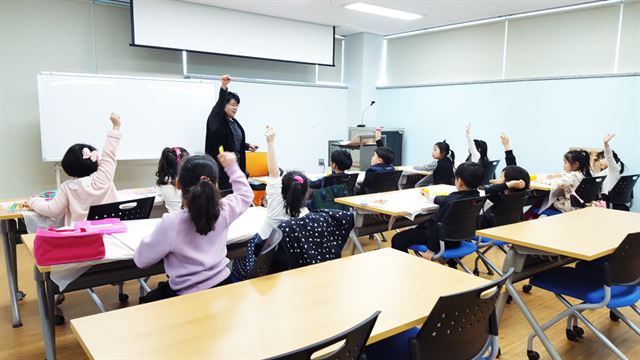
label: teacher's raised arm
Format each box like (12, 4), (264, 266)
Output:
(204, 75), (258, 190)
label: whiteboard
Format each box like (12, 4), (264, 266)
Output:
(37, 73), (348, 171)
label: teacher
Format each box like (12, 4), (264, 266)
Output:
(205, 75), (258, 190)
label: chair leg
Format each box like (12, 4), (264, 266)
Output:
(372, 234), (382, 249)
(138, 278), (151, 296)
(611, 308), (640, 335)
(631, 304), (640, 317)
(455, 258), (473, 274)
(86, 288), (106, 313)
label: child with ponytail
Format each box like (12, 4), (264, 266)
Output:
(155, 146), (189, 212)
(545, 149), (592, 212)
(134, 152), (253, 302)
(258, 125), (310, 240)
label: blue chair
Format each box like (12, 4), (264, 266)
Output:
(409, 196), (488, 274)
(366, 268), (514, 360)
(526, 232), (640, 360)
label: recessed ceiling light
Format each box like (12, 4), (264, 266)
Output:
(344, 2), (423, 21)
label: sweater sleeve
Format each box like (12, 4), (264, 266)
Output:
(207, 87), (228, 134)
(134, 215), (173, 268)
(505, 150), (517, 166)
(27, 188), (69, 218)
(219, 163), (253, 226)
(92, 130), (121, 188)
(466, 132), (480, 163)
(603, 143), (621, 178)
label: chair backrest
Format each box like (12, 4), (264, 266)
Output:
(604, 232), (640, 286)
(248, 245), (277, 279)
(87, 197), (155, 221)
(312, 185), (351, 211)
(409, 268), (513, 360)
(440, 196), (488, 242)
(570, 176), (606, 207)
(401, 174), (426, 189)
(246, 151), (269, 177)
(487, 190), (530, 227)
(607, 174), (639, 205)
(323, 173), (359, 195)
(364, 170), (403, 194)
(481, 160), (500, 185)
(267, 311), (380, 360)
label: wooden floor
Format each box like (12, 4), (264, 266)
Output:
(1, 233), (638, 360)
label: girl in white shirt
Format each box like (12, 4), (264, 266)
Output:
(594, 133), (624, 194)
(155, 147), (190, 213)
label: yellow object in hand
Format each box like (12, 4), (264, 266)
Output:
(219, 145), (224, 153)
(421, 188), (429, 193)
(530, 175), (538, 181)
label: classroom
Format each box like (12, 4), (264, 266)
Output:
(1, 0), (639, 359)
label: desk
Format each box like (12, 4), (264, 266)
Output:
(20, 206), (266, 360)
(476, 208), (640, 359)
(0, 188), (163, 327)
(70, 248), (489, 359)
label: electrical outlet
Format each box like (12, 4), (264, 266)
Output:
(318, 158), (325, 167)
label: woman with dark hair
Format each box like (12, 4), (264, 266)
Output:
(205, 74), (258, 190)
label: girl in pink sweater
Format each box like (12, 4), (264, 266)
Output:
(135, 152), (253, 302)
(28, 113), (122, 225)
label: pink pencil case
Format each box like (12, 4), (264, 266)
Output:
(73, 218), (127, 235)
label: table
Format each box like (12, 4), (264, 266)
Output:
(20, 206), (267, 360)
(70, 248), (490, 359)
(475, 207), (640, 359)
(0, 187), (162, 327)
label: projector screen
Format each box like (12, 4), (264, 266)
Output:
(130, 0), (335, 66)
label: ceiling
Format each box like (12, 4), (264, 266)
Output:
(176, 0), (597, 36)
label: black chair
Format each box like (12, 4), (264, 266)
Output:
(362, 170), (403, 194)
(366, 269), (513, 360)
(87, 197), (155, 221)
(86, 197), (155, 306)
(409, 196), (488, 274)
(312, 173), (360, 211)
(474, 190), (530, 276)
(481, 160), (500, 186)
(569, 176), (606, 208)
(248, 245), (277, 279)
(323, 173), (359, 195)
(267, 311), (380, 360)
(606, 174), (639, 210)
(401, 173), (426, 189)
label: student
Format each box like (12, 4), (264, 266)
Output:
(134, 152), (253, 302)
(309, 149), (353, 189)
(594, 133), (624, 194)
(155, 147), (190, 213)
(415, 140), (456, 187)
(500, 133), (517, 166)
(543, 150), (592, 213)
(479, 165), (530, 228)
(258, 125), (310, 241)
(465, 123), (490, 170)
(28, 113), (122, 225)
(392, 162), (483, 258)
(357, 128), (395, 195)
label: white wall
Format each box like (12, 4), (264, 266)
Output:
(376, 75), (640, 210)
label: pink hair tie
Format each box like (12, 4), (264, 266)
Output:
(293, 175), (304, 184)
(82, 148), (99, 162)
(200, 175), (211, 182)
(173, 147), (182, 165)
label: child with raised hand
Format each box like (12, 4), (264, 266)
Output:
(155, 147), (190, 212)
(257, 125), (310, 241)
(500, 133), (517, 166)
(28, 113), (122, 225)
(465, 123), (490, 170)
(135, 151), (253, 302)
(595, 133), (624, 194)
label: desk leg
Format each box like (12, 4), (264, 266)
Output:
(35, 267), (56, 360)
(349, 230), (364, 254)
(1, 219), (23, 327)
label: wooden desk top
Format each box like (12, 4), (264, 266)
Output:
(476, 207), (640, 261)
(395, 166), (431, 176)
(71, 248), (489, 359)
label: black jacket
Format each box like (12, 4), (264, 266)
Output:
(432, 157), (455, 185)
(205, 87), (249, 189)
(432, 189), (480, 223)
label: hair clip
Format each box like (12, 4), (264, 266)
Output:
(82, 148), (99, 162)
(293, 175), (304, 184)
(200, 175), (211, 182)
(173, 147), (182, 164)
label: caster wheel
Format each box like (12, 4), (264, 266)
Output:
(54, 315), (65, 325)
(610, 310), (620, 322)
(522, 284), (533, 293)
(565, 329), (579, 341)
(506, 295), (513, 304)
(119, 293), (129, 303)
(527, 350), (540, 360)
(16, 290), (26, 301)
(497, 347), (501, 358)
(473, 269), (480, 276)
(572, 325), (585, 337)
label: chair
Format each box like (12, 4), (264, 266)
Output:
(323, 173), (359, 195)
(366, 269), (514, 360)
(526, 232), (640, 360)
(247, 244), (277, 279)
(312, 173), (359, 210)
(481, 160), (500, 186)
(86, 197), (155, 308)
(569, 175), (606, 208)
(362, 170), (403, 194)
(409, 196), (488, 274)
(473, 190), (530, 276)
(401, 173), (426, 189)
(606, 174), (638, 210)
(267, 311), (380, 360)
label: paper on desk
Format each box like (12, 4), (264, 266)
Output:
(360, 190), (438, 221)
